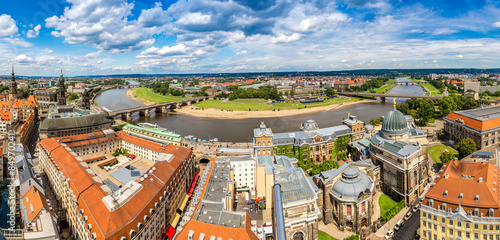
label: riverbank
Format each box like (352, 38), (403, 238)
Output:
(170, 99), (376, 119)
(125, 88), (154, 105)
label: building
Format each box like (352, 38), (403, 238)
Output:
(369, 107), (430, 205)
(174, 159), (259, 240)
(122, 123), (182, 146)
(311, 161), (379, 235)
(38, 130), (195, 240)
(254, 120), (353, 166)
(342, 114), (365, 141)
(444, 105), (500, 149)
(0, 95), (37, 149)
(420, 159), (500, 240)
(33, 90), (57, 103)
(56, 70), (66, 106)
(39, 105), (112, 139)
(9, 65), (22, 100)
(256, 155), (320, 240)
(81, 89), (91, 110)
(218, 156), (255, 193)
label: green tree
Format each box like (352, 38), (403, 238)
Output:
(437, 129), (447, 140)
(417, 99), (435, 125)
(437, 96), (457, 117)
(440, 151), (454, 163)
(456, 138), (477, 158)
(68, 92), (79, 101)
(285, 90), (289, 96)
(290, 89), (295, 96)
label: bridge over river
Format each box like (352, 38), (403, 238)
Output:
(108, 96), (209, 120)
(337, 92), (444, 101)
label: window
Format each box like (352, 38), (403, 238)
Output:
(423, 221), (426, 227)
(423, 212), (427, 218)
(450, 220), (453, 225)
(458, 231), (462, 238)
(466, 223), (470, 228)
(484, 225), (488, 230)
(442, 217), (445, 223)
(474, 224), (478, 229)
(434, 215), (437, 221)
(347, 205), (352, 216)
(442, 226), (445, 233)
(458, 221), (462, 227)
(466, 232), (470, 239)
(449, 228), (453, 235)
(475, 233), (479, 239)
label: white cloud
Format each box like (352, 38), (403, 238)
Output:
(270, 33), (301, 43)
(0, 14), (17, 37)
(176, 13), (212, 25)
(341, 59), (347, 62)
(492, 22), (500, 28)
(432, 28), (457, 35)
(456, 54), (464, 58)
(15, 55), (36, 64)
(48, 50), (54, 54)
(2, 38), (32, 47)
(236, 50), (247, 55)
(27, 25), (41, 38)
(45, 0), (167, 53)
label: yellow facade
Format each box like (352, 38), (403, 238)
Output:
(420, 210), (500, 240)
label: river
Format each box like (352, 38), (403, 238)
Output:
(95, 77), (425, 142)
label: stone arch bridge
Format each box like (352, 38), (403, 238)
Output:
(108, 96), (209, 120)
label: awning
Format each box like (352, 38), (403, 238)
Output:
(187, 174), (199, 197)
(165, 226), (176, 240)
(237, 187), (250, 192)
(178, 194), (189, 211)
(170, 213), (181, 228)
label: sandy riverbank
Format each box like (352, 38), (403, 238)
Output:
(171, 99), (376, 119)
(125, 88), (156, 105)
(126, 88), (376, 119)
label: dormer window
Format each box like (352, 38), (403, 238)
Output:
(474, 208), (479, 216)
(444, 190), (448, 197)
(459, 193), (463, 199)
(489, 208), (494, 217)
(429, 199), (434, 207)
(442, 203), (447, 211)
(475, 194), (479, 201)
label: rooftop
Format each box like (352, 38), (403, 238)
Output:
(424, 159), (500, 217)
(445, 105), (500, 131)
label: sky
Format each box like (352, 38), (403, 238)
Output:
(1, 0), (500, 76)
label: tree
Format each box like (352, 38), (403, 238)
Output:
(440, 151), (454, 163)
(456, 138), (477, 158)
(437, 129), (447, 140)
(285, 90), (289, 96)
(68, 92), (79, 101)
(290, 90), (295, 96)
(437, 96), (457, 117)
(417, 99), (435, 125)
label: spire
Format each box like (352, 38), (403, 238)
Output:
(11, 62), (14, 76)
(393, 97), (397, 109)
(60, 69), (63, 78)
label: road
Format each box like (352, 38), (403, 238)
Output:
(393, 209), (420, 240)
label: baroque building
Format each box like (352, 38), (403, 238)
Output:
(57, 70), (66, 106)
(312, 161), (380, 235)
(369, 107), (430, 206)
(253, 120), (354, 167)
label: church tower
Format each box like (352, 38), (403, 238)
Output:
(57, 69), (66, 105)
(9, 63), (17, 100)
(81, 88), (90, 110)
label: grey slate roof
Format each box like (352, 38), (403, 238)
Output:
(370, 133), (420, 157)
(331, 167), (373, 201)
(273, 125), (351, 146)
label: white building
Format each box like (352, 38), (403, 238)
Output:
(218, 156), (256, 192)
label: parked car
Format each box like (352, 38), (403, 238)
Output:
(384, 229), (394, 239)
(394, 219), (404, 231)
(413, 204), (420, 212)
(404, 211), (413, 221)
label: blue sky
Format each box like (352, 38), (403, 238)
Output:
(1, 0), (500, 76)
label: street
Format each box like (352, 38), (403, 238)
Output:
(393, 209), (420, 240)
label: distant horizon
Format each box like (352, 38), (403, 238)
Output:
(1, 0), (500, 76)
(1, 67), (498, 78)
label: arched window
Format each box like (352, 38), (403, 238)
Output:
(149, 208), (154, 216)
(87, 223), (92, 231)
(130, 230), (136, 239)
(144, 215), (150, 223)
(155, 202), (160, 209)
(137, 222), (143, 231)
(92, 233), (97, 240)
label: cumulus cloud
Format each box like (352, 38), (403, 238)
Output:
(236, 50), (247, 55)
(493, 22), (500, 28)
(15, 55), (36, 64)
(456, 54), (464, 58)
(27, 25), (41, 38)
(45, 0), (168, 53)
(270, 33), (301, 43)
(0, 14), (17, 37)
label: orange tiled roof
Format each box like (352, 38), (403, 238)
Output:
(39, 131), (192, 239)
(22, 186), (56, 223)
(424, 160), (500, 217)
(445, 112), (500, 131)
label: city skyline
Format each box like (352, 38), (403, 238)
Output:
(1, 0), (500, 76)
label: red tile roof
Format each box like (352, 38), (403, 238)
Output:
(424, 160), (500, 217)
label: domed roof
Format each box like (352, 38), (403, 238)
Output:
(381, 109), (408, 135)
(331, 167), (373, 200)
(301, 119), (319, 133)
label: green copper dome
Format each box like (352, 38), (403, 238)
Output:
(381, 109), (408, 135)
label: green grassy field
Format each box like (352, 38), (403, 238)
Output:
(375, 84), (396, 93)
(428, 144), (458, 167)
(319, 231), (339, 240)
(134, 87), (186, 103)
(423, 83), (437, 91)
(379, 194), (397, 217)
(192, 97), (364, 111)
(387, 78), (397, 83)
